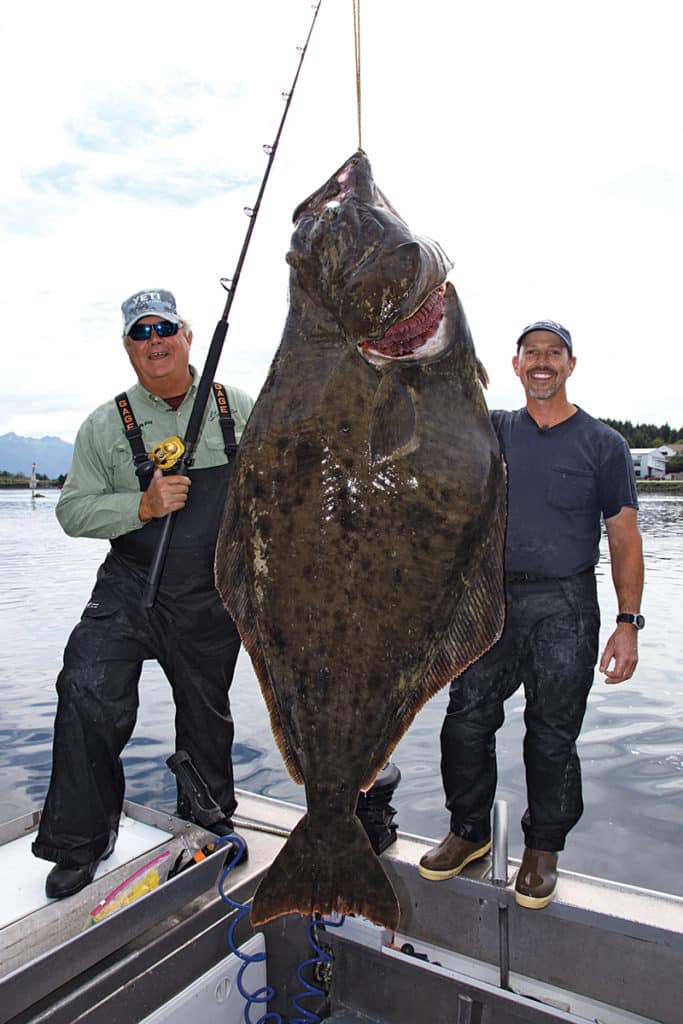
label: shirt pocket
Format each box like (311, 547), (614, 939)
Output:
(112, 442), (136, 490)
(199, 435), (229, 468)
(205, 436), (227, 452)
(547, 466), (596, 511)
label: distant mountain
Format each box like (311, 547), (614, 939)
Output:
(0, 433), (73, 478)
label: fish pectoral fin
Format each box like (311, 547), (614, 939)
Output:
(250, 812), (400, 930)
(369, 369), (417, 465)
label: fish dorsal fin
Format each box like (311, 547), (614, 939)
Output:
(420, 480), (506, 698)
(362, 454), (507, 787)
(368, 368), (417, 465)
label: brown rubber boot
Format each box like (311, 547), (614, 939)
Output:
(514, 848), (558, 909)
(418, 833), (492, 881)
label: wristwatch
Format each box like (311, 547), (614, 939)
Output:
(616, 613), (645, 630)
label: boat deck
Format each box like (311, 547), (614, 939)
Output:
(0, 812), (175, 932)
(1, 792), (681, 1024)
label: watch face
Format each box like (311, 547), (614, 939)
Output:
(618, 613), (645, 629)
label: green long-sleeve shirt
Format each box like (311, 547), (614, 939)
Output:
(56, 371), (254, 540)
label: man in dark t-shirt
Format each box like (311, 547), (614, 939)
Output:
(419, 320), (644, 909)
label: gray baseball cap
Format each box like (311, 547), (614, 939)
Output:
(121, 288), (182, 335)
(517, 320), (573, 356)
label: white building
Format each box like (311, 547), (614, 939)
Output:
(657, 444), (683, 458)
(630, 448), (667, 479)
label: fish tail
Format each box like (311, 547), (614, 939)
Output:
(250, 812), (399, 931)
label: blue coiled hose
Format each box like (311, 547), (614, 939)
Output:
(215, 835), (345, 1023)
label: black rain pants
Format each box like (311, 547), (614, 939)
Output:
(32, 550), (241, 867)
(440, 570), (600, 852)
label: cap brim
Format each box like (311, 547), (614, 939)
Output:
(516, 327), (572, 355)
(124, 309), (182, 335)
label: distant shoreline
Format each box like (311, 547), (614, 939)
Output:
(636, 480), (683, 494)
(2, 479), (682, 495)
(0, 480), (61, 490)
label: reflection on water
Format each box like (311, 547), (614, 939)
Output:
(1, 490), (681, 895)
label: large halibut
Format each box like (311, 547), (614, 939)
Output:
(215, 152), (506, 930)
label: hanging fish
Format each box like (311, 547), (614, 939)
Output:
(215, 152), (506, 930)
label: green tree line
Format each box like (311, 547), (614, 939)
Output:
(0, 470), (66, 488)
(600, 420), (683, 448)
(600, 420), (683, 474)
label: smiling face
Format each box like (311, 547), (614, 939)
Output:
(513, 330), (576, 402)
(124, 315), (193, 397)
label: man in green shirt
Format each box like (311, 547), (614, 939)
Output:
(33, 288), (254, 899)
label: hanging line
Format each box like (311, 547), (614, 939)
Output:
(353, 0), (362, 151)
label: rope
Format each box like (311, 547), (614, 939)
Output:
(353, 0), (362, 150)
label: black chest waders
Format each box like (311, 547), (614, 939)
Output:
(114, 385), (238, 490)
(110, 387), (236, 578)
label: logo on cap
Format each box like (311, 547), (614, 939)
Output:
(121, 288), (181, 335)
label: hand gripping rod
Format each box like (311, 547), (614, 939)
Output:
(143, 2), (322, 608)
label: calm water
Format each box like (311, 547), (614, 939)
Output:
(1, 490), (681, 895)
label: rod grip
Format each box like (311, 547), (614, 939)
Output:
(142, 512), (176, 608)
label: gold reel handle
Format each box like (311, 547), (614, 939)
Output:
(150, 436), (185, 471)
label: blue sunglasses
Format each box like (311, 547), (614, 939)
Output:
(129, 321), (181, 341)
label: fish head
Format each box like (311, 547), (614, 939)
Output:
(287, 152), (454, 364)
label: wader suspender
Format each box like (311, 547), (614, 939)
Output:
(115, 393), (149, 491)
(212, 382), (238, 460)
(115, 385), (238, 491)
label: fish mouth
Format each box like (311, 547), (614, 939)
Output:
(358, 285), (448, 364)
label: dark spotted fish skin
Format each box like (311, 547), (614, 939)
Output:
(215, 152), (506, 930)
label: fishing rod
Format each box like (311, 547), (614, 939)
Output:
(143, 1), (323, 609)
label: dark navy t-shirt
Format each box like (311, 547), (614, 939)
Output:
(491, 408), (638, 578)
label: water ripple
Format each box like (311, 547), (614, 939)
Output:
(2, 489), (682, 896)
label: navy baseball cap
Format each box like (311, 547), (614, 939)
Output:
(516, 320), (573, 356)
(121, 288), (182, 335)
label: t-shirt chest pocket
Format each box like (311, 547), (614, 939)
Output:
(547, 465), (596, 511)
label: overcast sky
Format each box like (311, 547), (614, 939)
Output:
(2, 0), (681, 443)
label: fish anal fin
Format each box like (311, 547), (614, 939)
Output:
(369, 369), (417, 465)
(216, 475), (305, 785)
(255, 660), (305, 785)
(250, 813), (399, 931)
(215, 482), (251, 639)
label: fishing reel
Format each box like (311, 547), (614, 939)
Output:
(134, 436), (185, 482)
(150, 436), (185, 471)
